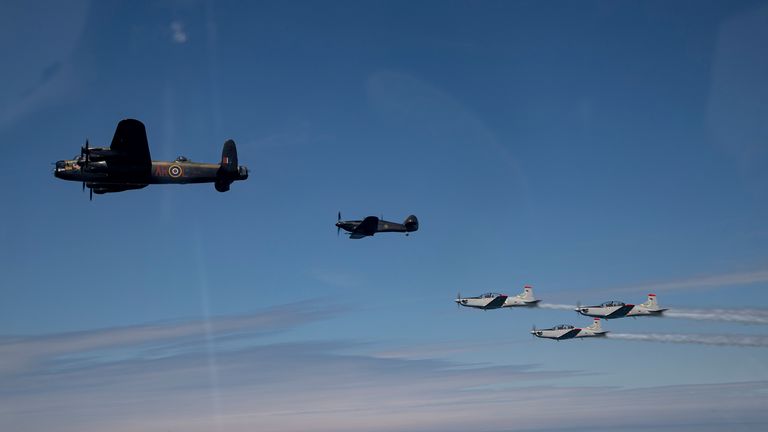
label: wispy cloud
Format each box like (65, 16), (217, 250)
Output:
(2, 305), (768, 431)
(170, 21), (188, 44)
(0, 301), (337, 377)
(606, 269), (768, 294)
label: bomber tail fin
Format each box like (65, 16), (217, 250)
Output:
(215, 140), (247, 192)
(220, 139), (238, 172)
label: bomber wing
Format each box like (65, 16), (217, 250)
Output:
(109, 119), (152, 173)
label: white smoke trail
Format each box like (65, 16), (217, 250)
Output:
(608, 333), (768, 348)
(664, 308), (768, 325)
(538, 303), (576, 311)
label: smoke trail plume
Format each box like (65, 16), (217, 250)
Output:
(538, 303), (576, 311)
(664, 308), (768, 325)
(608, 333), (768, 347)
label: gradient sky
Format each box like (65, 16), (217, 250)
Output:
(2, 1), (768, 431)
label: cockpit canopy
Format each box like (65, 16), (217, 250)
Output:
(481, 292), (503, 298)
(553, 324), (574, 330)
(600, 300), (625, 307)
(175, 156), (189, 162)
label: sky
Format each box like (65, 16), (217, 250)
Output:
(1, 0), (768, 430)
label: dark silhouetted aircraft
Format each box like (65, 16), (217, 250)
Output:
(54, 119), (248, 199)
(336, 212), (419, 239)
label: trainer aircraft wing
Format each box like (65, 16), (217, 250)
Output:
(353, 216), (380, 236)
(109, 119), (152, 172)
(485, 295), (508, 309)
(606, 304), (635, 319)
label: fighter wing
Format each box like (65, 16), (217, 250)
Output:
(484, 295), (508, 309)
(353, 216), (379, 236)
(109, 119), (152, 171)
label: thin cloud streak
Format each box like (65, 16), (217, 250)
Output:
(0, 301), (339, 376)
(1, 308), (767, 431)
(603, 269), (768, 294)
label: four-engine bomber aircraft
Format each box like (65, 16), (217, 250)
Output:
(336, 212), (419, 239)
(54, 119), (249, 199)
(455, 285), (540, 310)
(576, 294), (667, 319)
(531, 318), (608, 341)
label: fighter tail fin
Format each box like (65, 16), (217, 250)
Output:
(586, 318), (602, 332)
(642, 294), (661, 310)
(403, 215), (419, 232)
(521, 285), (534, 300)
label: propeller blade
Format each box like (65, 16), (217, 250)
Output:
(337, 211), (341, 222)
(89, 188), (93, 201)
(82, 181), (85, 192)
(337, 226), (340, 237)
(575, 301), (582, 314)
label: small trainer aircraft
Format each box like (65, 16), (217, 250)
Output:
(335, 212), (418, 239)
(531, 318), (607, 341)
(455, 285), (540, 310)
(54, 119), (248, 199)
(575, 294), (667, 319)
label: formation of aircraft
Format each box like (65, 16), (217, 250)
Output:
(335, 212), (419, 239)
(455, 285), (539, 310)
(54, 119), (249, 199)
(531, 318), (607, 341)
(576, 294), (666, 319)
(452, 287), (666, 341)
(53, 119), (670, 345)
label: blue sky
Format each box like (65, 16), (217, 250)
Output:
(1, 1), (768, 431)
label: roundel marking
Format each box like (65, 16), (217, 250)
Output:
(168, 164), (183, 178)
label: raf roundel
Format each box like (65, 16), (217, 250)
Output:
(168, 164), (183, 178)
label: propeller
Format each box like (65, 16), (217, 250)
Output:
(456, 291), (461, 309)
(337, 211), (341, 236)
(575, 301), (582, 315)
(79, 139), (91, 174)
(531, 324), (537, 338)
(89, 187), (93, 201)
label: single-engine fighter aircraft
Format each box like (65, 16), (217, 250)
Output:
(575, 294), (666, 319)
(335, 212), (418, 239)
(54, 119), (248, 199)
(531, 318), (607, 341)
(455, 285), (539, 310)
